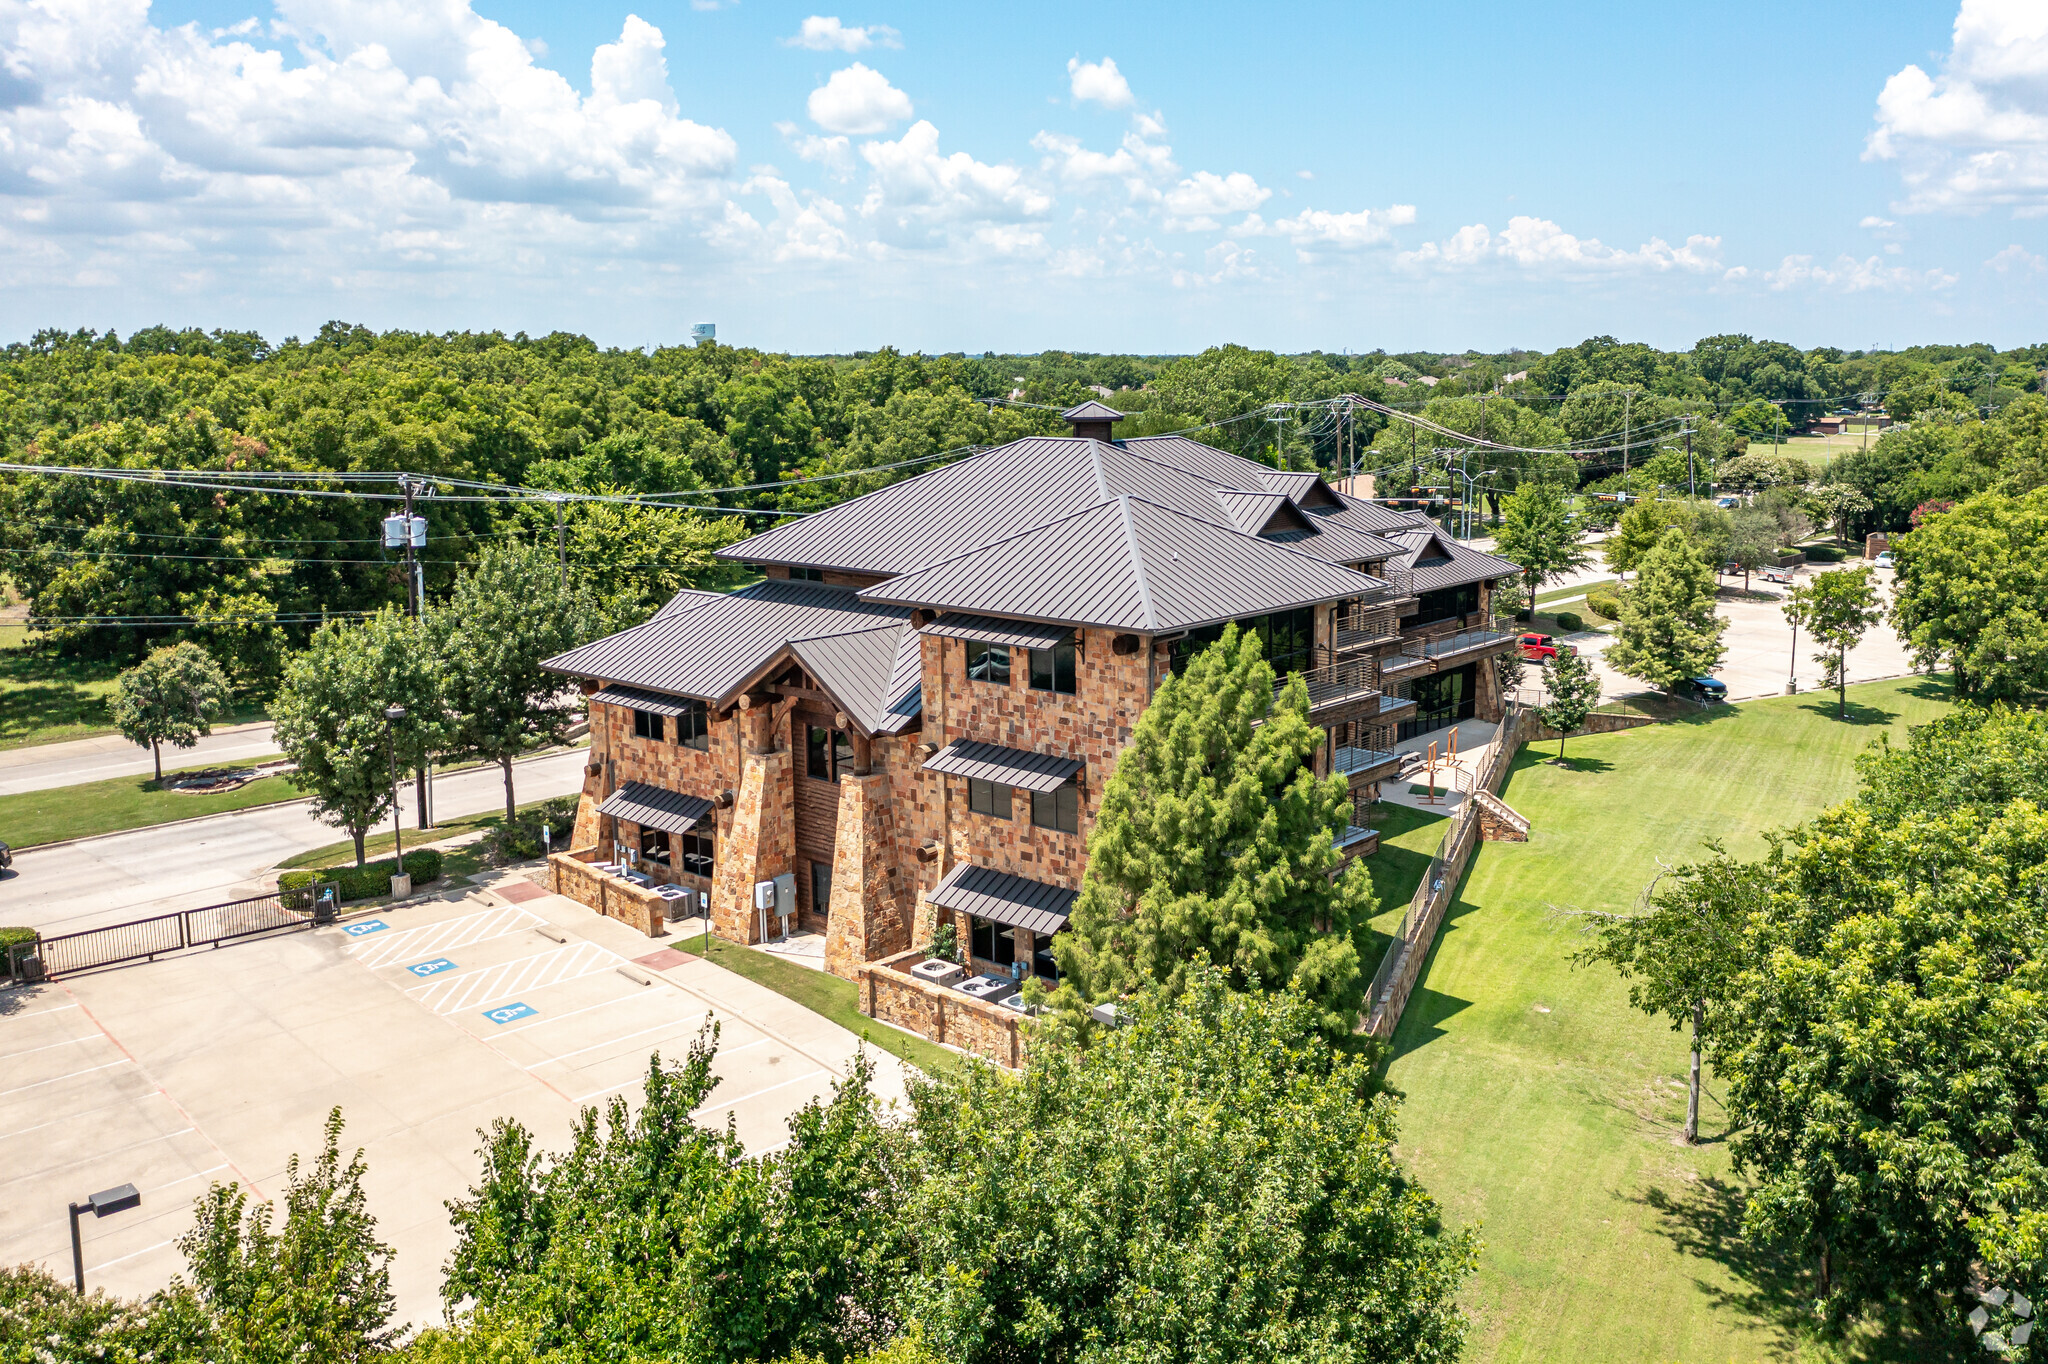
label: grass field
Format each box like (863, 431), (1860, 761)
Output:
(0, 623), (268, 750)
(0, 756), (301, 848)
(1386, 675), (1957, 1364)
(695, 936), (960, 1079)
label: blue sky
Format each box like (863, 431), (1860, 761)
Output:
(1, 0), (2042, 353)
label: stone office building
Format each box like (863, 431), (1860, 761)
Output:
(541, 403), (1519, 988)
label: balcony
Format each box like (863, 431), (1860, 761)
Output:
(1333, 604), (1401, 654)
(1391, 619), (1519, 670)
(1277, 658), (1381, 718)
(1330, 741), (1404, 782)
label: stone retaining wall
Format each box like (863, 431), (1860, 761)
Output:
(859, 947), (1027, 1068)
(549, 848), (665, 937)
(1523, 710), (1655, 742)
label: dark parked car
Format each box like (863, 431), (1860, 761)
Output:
(1681, 676), (1728, 703)
(0, 840), (11, 869)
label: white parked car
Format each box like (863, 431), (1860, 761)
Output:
(1874, 552), (1895, 568)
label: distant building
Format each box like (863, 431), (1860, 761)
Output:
(690, 323), (715, 344)
(1415, 375), (1440, 387)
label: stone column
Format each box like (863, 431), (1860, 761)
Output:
(710, 703), (791, 943)
(1476, 652), (1503, 723)
(823, 770), (907, 979)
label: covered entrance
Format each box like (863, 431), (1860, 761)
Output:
(1399, 662), (1478, 741)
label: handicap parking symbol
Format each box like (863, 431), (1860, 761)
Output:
(483, 1002), (537, 1025)
(343, 920), (388, 937)
(407, 958), (456, 977)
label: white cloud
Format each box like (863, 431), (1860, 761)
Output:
(1865, 0), (2048, 213)
(785, 17), (901, 53)
(1162, 170), (1269, 230)
(1397, 217), (1723, 273)
(1171, 239), (1262, 289)
(1760, 253), (1959, 292)
(1235, 204), (1417, 257)
(0, 0), (739, 298)
(774, 120), (854, 177)
(1987, 242), (2046, 271)
(1860, 215), (1897, 228)
(1031, 127), (1175, 203)
(1296, 169), (1314, 180)
(1067, 56), (1134, 109)
(857, 120), (1051, 250)
(807, 63), (913, 134)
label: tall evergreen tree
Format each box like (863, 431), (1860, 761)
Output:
(1604, 527), (1728, 691)
(1051, 625), (1377, 1044)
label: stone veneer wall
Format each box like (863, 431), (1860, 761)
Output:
(548, 850), (666, 936)
(710, 704), (794, 944)
(860, 948), (1028, 1067)
(822, 768), (910, 978)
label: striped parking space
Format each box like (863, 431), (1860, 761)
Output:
(403, 940), (617, 1016)
(347, 905), (543, 969)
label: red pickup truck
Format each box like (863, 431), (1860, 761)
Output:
(1518, 633), (1577, 662)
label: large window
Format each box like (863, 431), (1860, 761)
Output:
(1409, 581), (1479, 627)
(1398, 662), (1478, 741)
(810, 859), (833, 920)
(679, 832), (714, 877)
(1168, 606), (1317, 679)
(967, 777), (1012, 820)
(806, 725), (855, 781)
(971, 916), (1017, 967)
(676, 699), (710, 751)
(1029, 636), (1077, 694)
(632, 708), (663, 741)
(966, 639), (1011, 685)
(1031, 783), (1079, 834)
(638, 827), (670, 865)
(789, 566), (825, 582)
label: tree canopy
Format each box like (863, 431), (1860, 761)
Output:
(1891, 487), (2048, 703)
(1603, 527), (1728, 690)
(109, 640), (231, 780)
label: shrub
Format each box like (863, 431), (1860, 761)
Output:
(1553, 611), (1585, 633)
(280, 850), (443, 903)
(482, 796), (579, 863)
(1803, 544), (1846, 562)
(0, 926), (38, 980)
(1585, 591), (1623, 620)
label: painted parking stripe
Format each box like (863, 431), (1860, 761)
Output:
(86, 1238), (177, 1274)
(0, 1127), (196, 1191)
(483, 1002), (538, 1025)
(407, 942), (616, 1016)
(351, 906), (542, 969)
(0, 1033), (103, 1064)
(520, 1022), (766, 1071)
(483, 992), (647, 1038)
(696, 1069), (830, 1114)
(0, 1058), (132, 1099)
(407, 958), (456, 978)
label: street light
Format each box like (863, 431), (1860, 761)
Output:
(384, 705), (407, 864)
(68, 1183), (140, 1291)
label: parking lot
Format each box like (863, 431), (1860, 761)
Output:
(0, 872), (909, 1325)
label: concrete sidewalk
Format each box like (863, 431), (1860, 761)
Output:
(1, 749), (587, 938)
(0, 722), (280, 797)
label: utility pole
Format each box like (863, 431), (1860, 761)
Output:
(396, 474), (433, 830)
(1267, 410), (1290, 468)
(1621, 388), (1634, 494)
(553, 495), (567, 591)
(1685, 422), (1696, 499)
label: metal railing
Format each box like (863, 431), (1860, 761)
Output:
(1333, 607), (1401, 652)
(1364, 700), (1525, 1037)
(1396, 618), (1517, 664)
(6, 885), (334, 983)
(1280, 658), (1382, 712)
(1366, 566), (1415, 598)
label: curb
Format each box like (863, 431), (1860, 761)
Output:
(9, 748), (586, 857)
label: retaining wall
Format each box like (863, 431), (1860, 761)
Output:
(859, 947), (1028, 1068)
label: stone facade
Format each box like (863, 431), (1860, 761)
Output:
(822, 769), (911, 977)
(549, 850), (666, 936)
(860, 948), (1029, 1067)
(711, 704), (795, 944)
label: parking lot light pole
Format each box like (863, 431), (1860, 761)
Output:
(384, 705), (407, 863)
(69, 1183), (140, 1292)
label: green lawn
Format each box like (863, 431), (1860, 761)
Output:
(278, 794), (569, 871)
(0, 623), (269, 750)
(1385, 676), (1957, 1364)
(0, 757), (302, 848)
(696, 937), (960, 1079)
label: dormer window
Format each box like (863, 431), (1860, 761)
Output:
(790, 566), (825, 582)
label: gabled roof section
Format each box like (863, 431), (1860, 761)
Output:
(1060, 400), (1125, 421)
(1214, 489), (1315, 537)
(541, 578), (910, 709)
(859, 495), (1383, 633)
(787, 621), (922, 736)
(1385, 528), (1524, 594)
(719, 434), (1400, 577)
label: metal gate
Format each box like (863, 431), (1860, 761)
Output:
(3, 884), (338, 984)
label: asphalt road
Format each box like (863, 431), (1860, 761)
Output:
(0, 748), (588, 938)
(0, 722), (281, 796)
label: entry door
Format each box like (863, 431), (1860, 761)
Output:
(809, 858), (834, 925)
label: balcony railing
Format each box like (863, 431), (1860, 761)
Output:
(1395, 618), (1517, 665)
(1365, 566), (1415, 598)
(1278, 658), (1381, 713)
(1333, 605), (1401, 653)
(1330, 742), (1403, 779)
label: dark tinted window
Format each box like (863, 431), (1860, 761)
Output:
(633, 709), (662, 741)
(680, 832), (714, 876)
(971, 915), (1016, 966)
(676, 700), (709, 750)
(967, 777), (1011, 819)
(790, 566), (825, 582)
(811, 859), (834, 919)
(967, 639), (1010, 684)
(806, 725), (834, 781)
(1169, 606), (1316, 678)
(1029, 637), (1077, 694)
(1030, 783), (1079, 834)
(638, 827), (670, 864)
(834, 729), (855, 775)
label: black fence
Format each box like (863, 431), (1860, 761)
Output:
(3, 884), (338, 984)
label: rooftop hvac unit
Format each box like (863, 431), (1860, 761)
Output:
(1089, 1001), (1125, 1028)
(910, 958), (965, 988)
(956, 974), (1017, 1005)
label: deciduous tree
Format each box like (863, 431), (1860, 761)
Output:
(1603, 528), (1728, 692)
(1539, 648), (1601, 763)
(1890, 487), (2048, 702)
(109, 640), (230, 780)
(1782, 566), (1883, 718)
(272, 610), (444, 866)
(1492, 478), (1590, 607)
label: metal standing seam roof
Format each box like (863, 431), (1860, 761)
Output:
(654, 588), (728, 620)
(786, 621), (923, 735)
(595, 783), (715, 835)
(926, 861), (1078, 937)
(921, 614), (1074, 648)
(1061, 399), (1126, 421)
(858, 495), (1388, 633)
(718, 434), (1400, 577)
(587, 684), (700, 716)
(923, 739), (1083, 792)
(1387, 528), (1524, 594)
(541, 578), (913, 707)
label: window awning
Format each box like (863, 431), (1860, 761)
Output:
(589, 685), (699, 716)
(921, 614), (1073, 649)
(923, 739), (1082, 793)
(595, 782), (714, 835)
(927, 862), (1077, 937)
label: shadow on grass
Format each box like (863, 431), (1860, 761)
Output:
(1385, 888), (1484, 1065)
(1797, 696), (1899, 727)
(1536, 754), (1615, 774)
(1633, 1177), (1971, 1364)
(1901, 675), (1952, 706)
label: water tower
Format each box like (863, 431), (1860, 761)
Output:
(690, 323), (715, 345)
